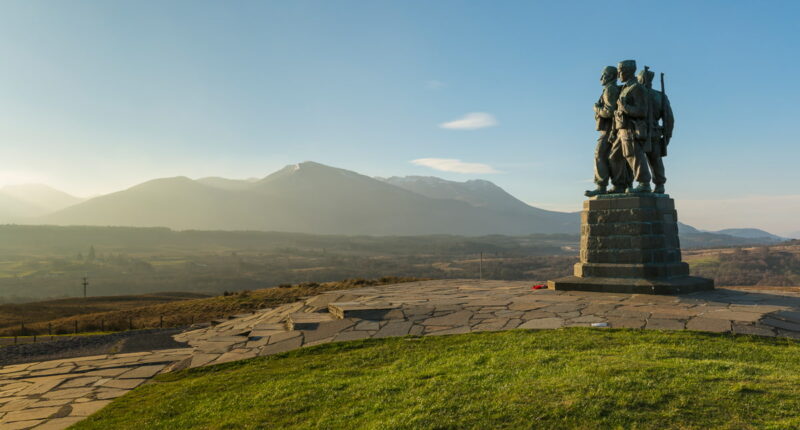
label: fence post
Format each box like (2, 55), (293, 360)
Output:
(20, 321), (25, 337)
(48, 322), (52, 336)
(74, 320), (78, 334)
(160, 315), (163, 328)
(129, 318), (133, 330)
(14, 336), (17, 345)
(33, 335), (36, 343)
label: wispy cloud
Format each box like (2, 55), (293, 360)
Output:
(439, 112), (497, 130)
(426, 80), (445, 90)
(411, 158), (499, 174)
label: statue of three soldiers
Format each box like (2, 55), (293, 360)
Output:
(586, 59), (674, 196)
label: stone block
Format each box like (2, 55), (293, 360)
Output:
(610, 196), (658, 209)
(629, 235), (667, 250)
(583, 249), (656, 264)
(585, 208), (660, 224)
(574, 262), (690, 278)
(327, 302), (397, 320)
(655, 197), (675, 211)
(585, 198), (613, 210)
(663, 235), (678, 249)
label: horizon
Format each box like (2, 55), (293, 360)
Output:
(2, 1), (800, 235)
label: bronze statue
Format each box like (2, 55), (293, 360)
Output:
(586, 67), (629, 196)
(613, 59), (652, 193)
(637, 69), (674, 194)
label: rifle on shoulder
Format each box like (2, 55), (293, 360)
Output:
(660, 72), (668, 157)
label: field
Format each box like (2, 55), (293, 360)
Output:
(0, 292), (208, 331)
(684, 243), (800, 286)
(0, 225), (579, 302)
(74, 329), (800, 429)
(0, 225), (794, 303)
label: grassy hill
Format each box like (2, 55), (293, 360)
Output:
(0, 292), (208, 332)
(74, 329), (800, 429)
(0, 277), (419, 336)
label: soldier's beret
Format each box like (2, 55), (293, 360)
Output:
(618, 60), (636, 70)
(602, 66), (617, 76)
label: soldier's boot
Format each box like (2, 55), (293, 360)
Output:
(627, 182), (652, 194)
(607, 185), (626, 194)
(654, 184), (665, 194)
(584, 185), (607, 197)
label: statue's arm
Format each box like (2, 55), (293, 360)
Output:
(597, 86), (619, 118)
(620, 85), (647, 118)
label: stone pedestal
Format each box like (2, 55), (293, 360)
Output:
(548, 194), (714, 294)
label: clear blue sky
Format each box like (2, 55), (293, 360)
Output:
(1, 1), (799, 235)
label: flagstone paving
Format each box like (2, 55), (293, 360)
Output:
(3, 279), (800, 429)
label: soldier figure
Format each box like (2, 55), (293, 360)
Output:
(613, 59), (652, 193)
(637, 69), (674, 194)
(586, 66), (628, 196)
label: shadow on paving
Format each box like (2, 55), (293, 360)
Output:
(0, 328), (189, 366)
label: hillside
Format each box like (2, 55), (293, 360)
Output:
(0, 278), (418, 336)
(715, 228), (786, 242)
(684, 244), (800, 286)
(0, 184), (83, 221)
(0, 292), (209, 334)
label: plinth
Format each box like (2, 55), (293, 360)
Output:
(548, 194), (714, 294)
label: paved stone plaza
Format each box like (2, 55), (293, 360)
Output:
(3, 279), (800, 429)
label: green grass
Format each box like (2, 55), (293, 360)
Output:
(0, 331), (114, 339)
(73, 329), (800, 430)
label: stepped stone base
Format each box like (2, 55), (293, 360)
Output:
(548, 275), (714, 295)
(549, 194), (714, 295)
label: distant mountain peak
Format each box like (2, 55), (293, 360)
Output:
(0, 183), (84, 219)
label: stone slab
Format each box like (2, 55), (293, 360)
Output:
(686, 317), (731, 332)
(645, 318), (685, 330)
(328, 302), (397, 320)
(518, 318), (563, 329)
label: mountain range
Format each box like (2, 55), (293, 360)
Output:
(0, 161), (789, 242)
(36, 162), (576, 235)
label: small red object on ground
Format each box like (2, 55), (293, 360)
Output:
(532, 284), (546, 290)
